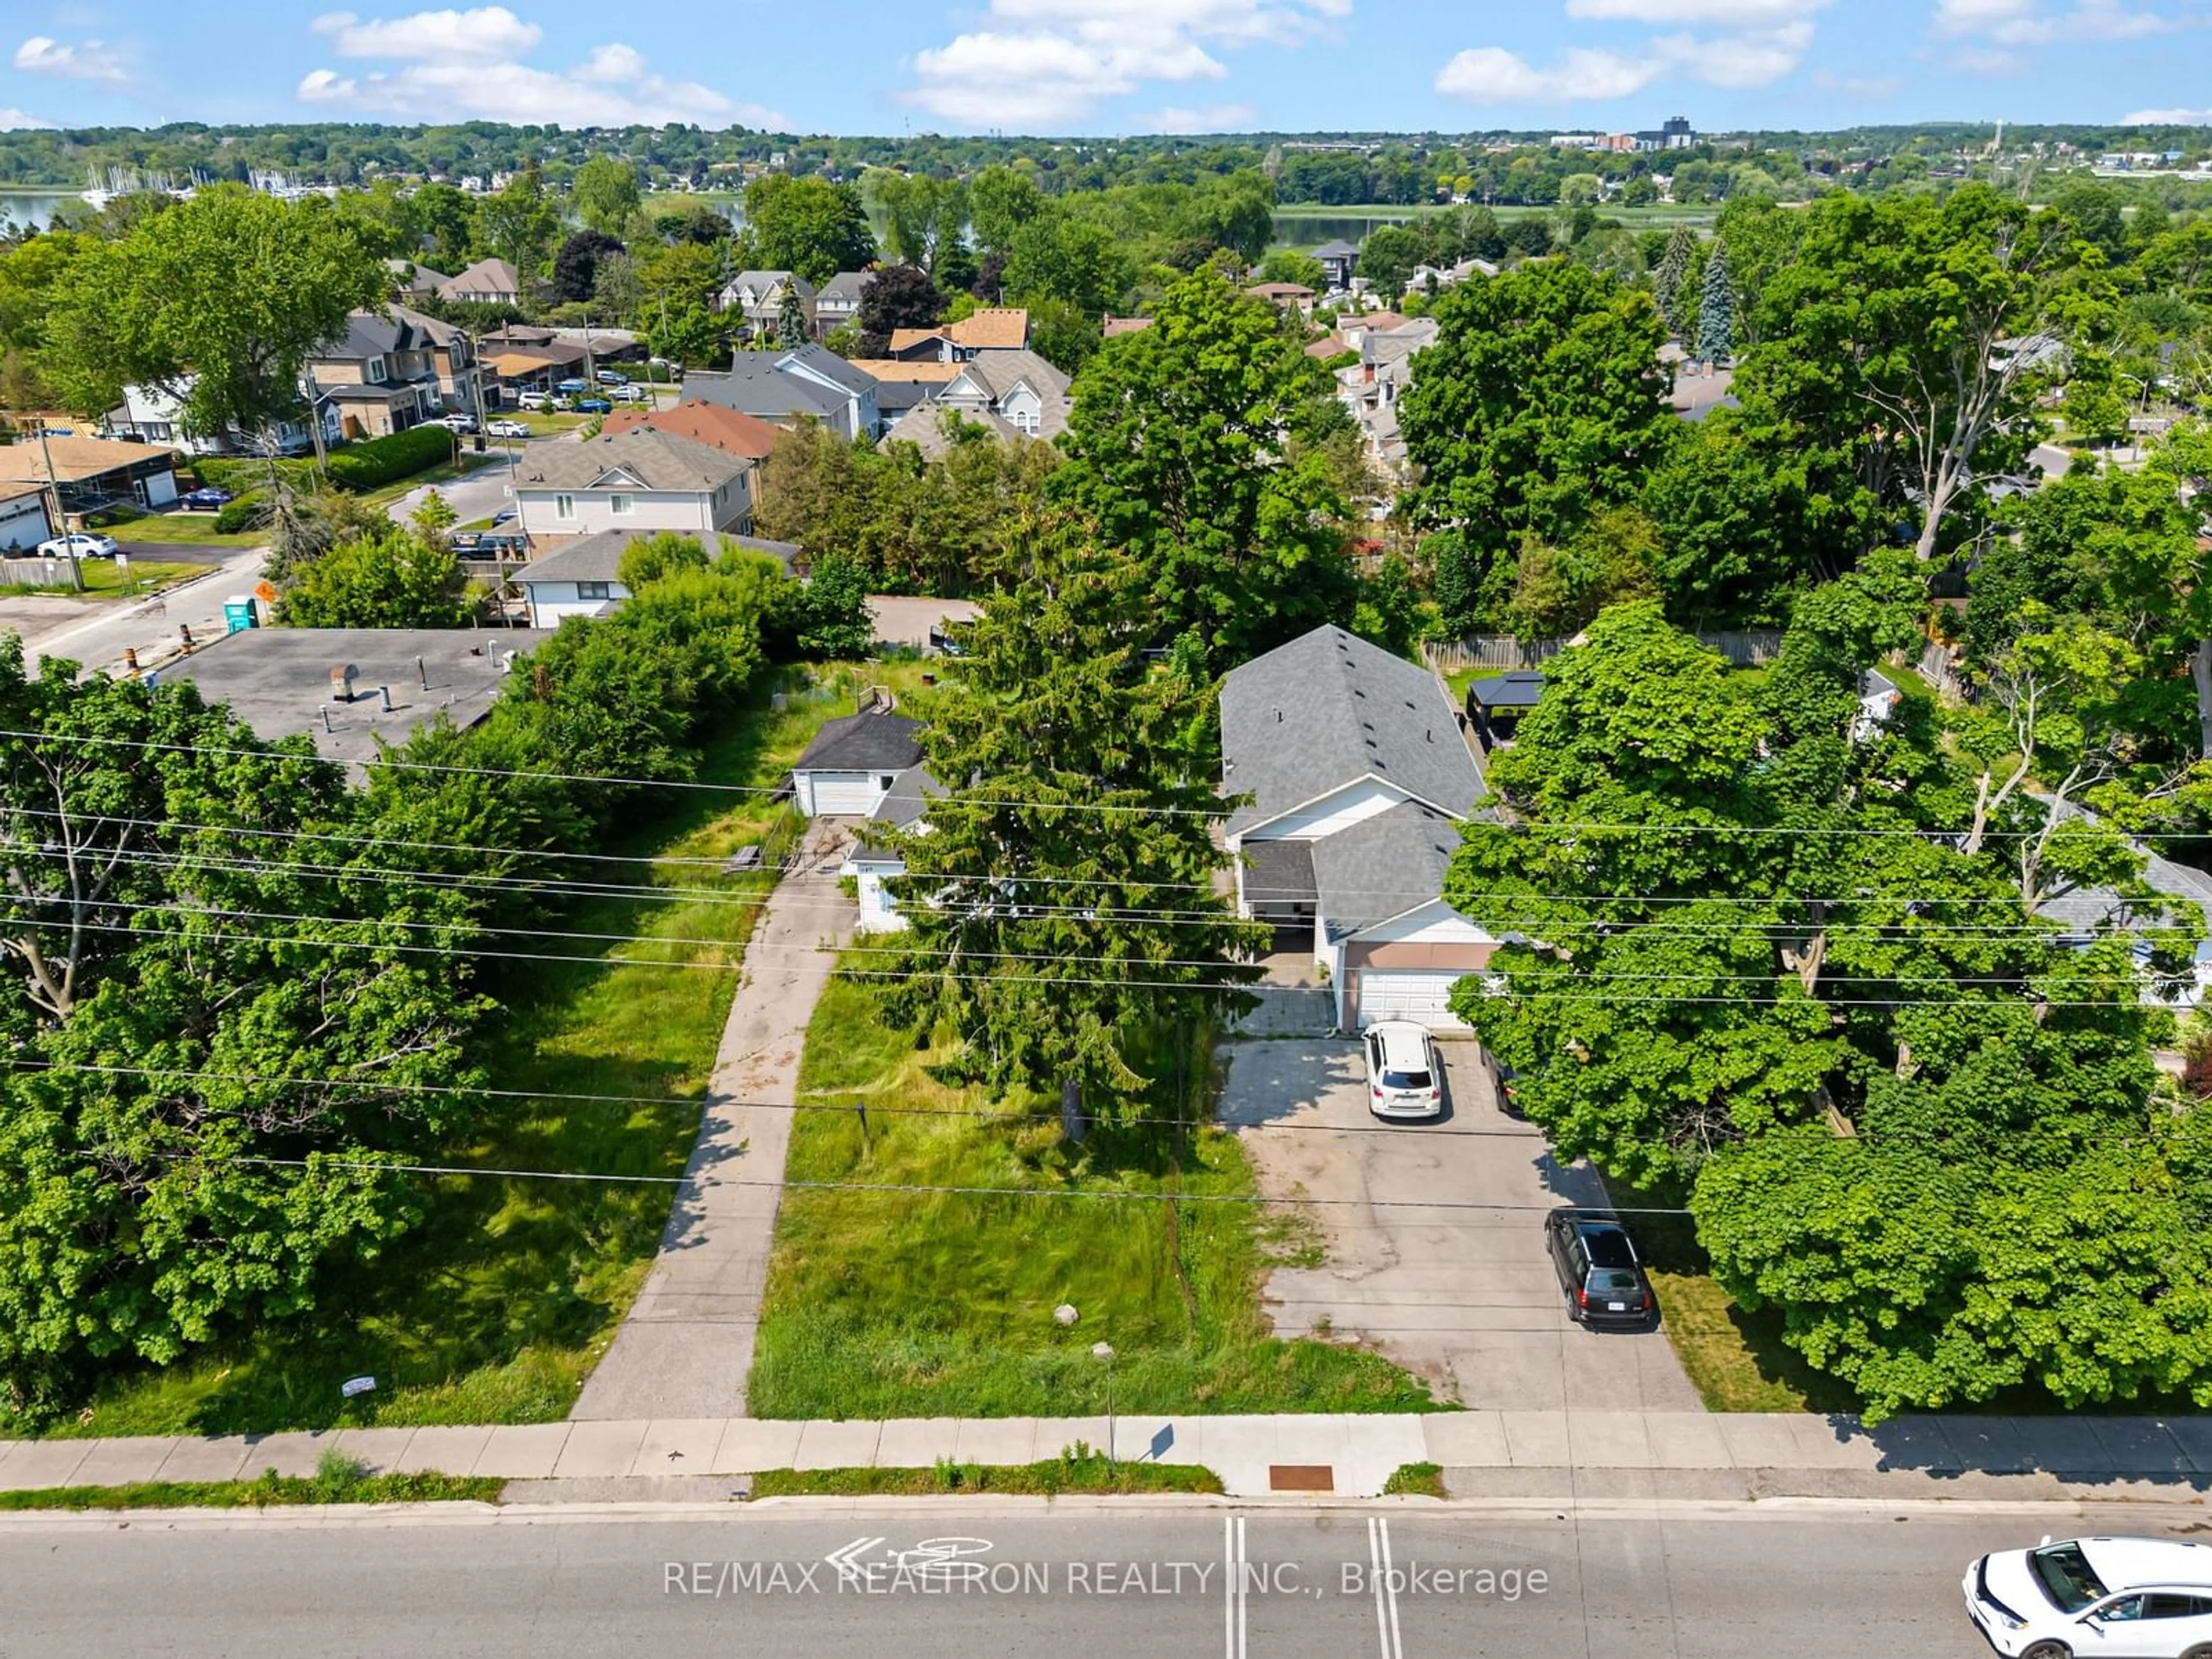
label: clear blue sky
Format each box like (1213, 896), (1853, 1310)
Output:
(4, 0), (2210, 139)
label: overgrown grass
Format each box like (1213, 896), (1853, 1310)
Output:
(1609, 1179), (1861, 1415)
(748, 978), (1437, 1419)
(1381, 1462), (1447, 1498)
(0, 558), (213, 599)
(751, 1452), (1222, 1498)
(23, 661), (931, 1441)
(0, 1470), (501, 1510)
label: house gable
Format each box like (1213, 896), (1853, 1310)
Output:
(1236, 775), (1435, 845)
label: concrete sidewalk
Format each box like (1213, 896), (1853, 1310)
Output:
(6, 1411), (2211, 1502)
(568, 819), (857, 1422)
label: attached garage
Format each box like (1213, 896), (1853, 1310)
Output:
(1350, 968), (1471, 1031)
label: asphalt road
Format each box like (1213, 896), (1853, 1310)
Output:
(10, 543), (268, 676)
(0, 1498), (2143, 1658)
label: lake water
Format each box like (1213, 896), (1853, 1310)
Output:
(0, 193), (74, 232)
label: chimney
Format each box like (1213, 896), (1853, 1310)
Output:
(331, 664), (358, 702)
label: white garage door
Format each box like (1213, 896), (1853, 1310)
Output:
(806, 772), (880, 816)
(1356, 970), (1470, 1031)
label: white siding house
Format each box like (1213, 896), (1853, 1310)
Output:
(512, 429), (755, 542)
(839, 767), (940, 933)
(1222, 626), (1494, 1031)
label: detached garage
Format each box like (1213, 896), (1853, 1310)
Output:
(790, 706), (924, 818)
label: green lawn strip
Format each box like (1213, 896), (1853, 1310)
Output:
(104, 512), (264, 550)
(1380, 1462), (1447, 1498)
(0, 559), (215, 600)
(358, 450), (506, 509)
(750, 1456), (1222, 1498)
(748, 979), (1436, 1419)
(0, 1472), (503, 1511)
(30, 661), (930, 1441)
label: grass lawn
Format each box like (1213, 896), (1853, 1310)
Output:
(0, 558), (213, 600)
(747, 978), (1438, 1420)
(101, 510), (264, 551)
(359, 450), (507, 509)
(0, 1472), (502, 1511)
(22, 661), (927, 1441)
(751, 1455), (1222, 1498)
(1610, 1180), (1860, 1415)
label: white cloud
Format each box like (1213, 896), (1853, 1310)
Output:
(1567, 0), (1825, 20)
(310, 7), (543, 61)
(1934, 0), (2180, 43)
(0, 108), (59, 130)
(299, 10), (786, 128)
(904, 0), (1340, 128)
(1135, 101), (1260, 131)
(2125, 105), (2212, 122)
(1664, 20), (1815, 84)
(1435, 44), (1668, 101)
(13, 34), (127, 81)
(1434, 20), (1812, 103)
(1949, 42), (2029, 67)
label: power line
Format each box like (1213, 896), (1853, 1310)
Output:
(1, 909), (2175, 998)
(0, 724), (2161, 841)
(5, 1059), (1555, 1140)
(140, 1150), (1697, 1215)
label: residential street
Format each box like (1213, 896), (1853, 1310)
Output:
(1222, 1040), (1703, 1414)
(0, 1499), (2130, 1657)
(5, 543), (268, 676)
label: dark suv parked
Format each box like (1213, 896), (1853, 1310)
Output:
(1544, 1210), (1654, 1327)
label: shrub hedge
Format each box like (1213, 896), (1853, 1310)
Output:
(213, 491), (270, 533)
(194, 426), (457, 497)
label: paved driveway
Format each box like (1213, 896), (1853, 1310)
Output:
(1221, 1038), (1703, 1412)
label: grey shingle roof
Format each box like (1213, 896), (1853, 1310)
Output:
(513, 429), (751, 493)
(687, 365), (848, 422)
(1468, 671), (1545, 711)
(514, 530), (643, 585)
(880, 403), (1022, 456)
(1222, 625), (1483, 838)
(1308, 801), (1464, 935)
(779, 343), (877, 397)
(816, 271), (873, 304)
(793, 709), (925, 774)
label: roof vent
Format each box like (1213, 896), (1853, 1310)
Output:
(1275, 709), (1283, 722)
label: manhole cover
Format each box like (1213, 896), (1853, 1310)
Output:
(1269, 1464), (1334, 1492)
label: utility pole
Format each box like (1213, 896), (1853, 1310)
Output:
(32, 422), (84, 593)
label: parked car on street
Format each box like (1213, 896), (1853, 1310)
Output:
(616, 383), (653, 403)
(487, 419), (530, 438)
(1362, 1020), (1444, 1120)
(556, 377), (589, 394)
(177, 486), (235, 512)
(491, 509), (516, 527)
(517, 389), (552, 410)
(574, 396), (612, 414)
(37, 532), (119, 559)
(427, 412), (476, 433)
(596, 369), (628, 385)
(1963, 1536), (2212, 1658)
(1543, 1210), (1654, 1327)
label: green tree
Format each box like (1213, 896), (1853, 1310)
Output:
(44, 188), (389, 444)
(740, 174), (877, 286)
(775, 285), (810, 349)
(883, 528), (1265, 1129)
(766, 550), (874, 660)
(0, 642), (487, 1410)
(967, 165), (1047, 260)
(278, 528), (472, 628)
(1002, 211), (1135, 319)
(1397, 259), (1673, 632)
(1258, 249), (1327, 290)
(1052, 267), (1357, 660)
(1695, 238), (1734, 363)
(1356, 224), (1424, 301)
(474, 168), (560, 277)
(570, 156), (642, 237)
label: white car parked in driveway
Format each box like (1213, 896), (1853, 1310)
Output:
(1964, 1537), (2212, 1658)
(37, 532), (118, 559)
(1361, 1020), (1443, 1120)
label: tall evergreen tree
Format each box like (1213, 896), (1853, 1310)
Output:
(1653, 226), (1695, 338)
(775, 287), (810, 350)
(883, 524), (1266, 1131)
(1696, 240), (1736, 365)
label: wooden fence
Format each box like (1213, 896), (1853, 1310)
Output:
(0, 556), (76, 588)
(1423, 628), (1787, 675)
